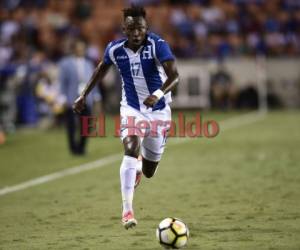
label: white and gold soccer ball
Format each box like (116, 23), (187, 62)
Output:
(156, 217), (189, 249)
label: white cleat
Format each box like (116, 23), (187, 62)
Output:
(122, 211), (137, 229)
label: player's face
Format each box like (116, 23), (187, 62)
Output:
(124, 16), (147, 48)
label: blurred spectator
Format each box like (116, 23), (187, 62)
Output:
(210, 62), (237, 110)
(35, 63), (65, 128)
(14, 50), (45, 126)
(0, 125), (5, 145)
(59, 39), (101, 155)
(1, 1), (299, 61)
(237, 85), (259, 109)
(0, 65), (18, 132)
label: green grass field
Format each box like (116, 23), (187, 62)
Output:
(0, 111), (299, 250)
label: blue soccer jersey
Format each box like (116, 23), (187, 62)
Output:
(103, 32), (175, 112)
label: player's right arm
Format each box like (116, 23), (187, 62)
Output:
(73, 61), (111, 114)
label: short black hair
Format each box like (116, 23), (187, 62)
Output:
(123, 5), (146, 20)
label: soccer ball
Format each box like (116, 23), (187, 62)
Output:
(156, 217), (189, 249)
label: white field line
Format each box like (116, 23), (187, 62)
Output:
(0, 154), (121, 196)
(219, 110), (267, 131)
(0, 111), (266, 197)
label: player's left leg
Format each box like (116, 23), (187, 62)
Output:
(134, 155), (143, 188)
(141, 126), (168, 178)
(141, 105), (171, 178)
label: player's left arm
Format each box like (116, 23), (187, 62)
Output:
(143, 60), (179, 108)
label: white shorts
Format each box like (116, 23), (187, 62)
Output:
(120, 105), (172, 162)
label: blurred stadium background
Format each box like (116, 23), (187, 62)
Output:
(0, 0), (299, 249)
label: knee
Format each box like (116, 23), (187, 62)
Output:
(123, 135), (140, 158)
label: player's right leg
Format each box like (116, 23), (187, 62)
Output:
(120, 135), (141, 229)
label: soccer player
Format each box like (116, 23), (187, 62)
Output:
(73, 5), (179, 229)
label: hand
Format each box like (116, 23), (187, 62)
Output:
(73, 95), (86, 114)
(143, 95), (159, 109)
